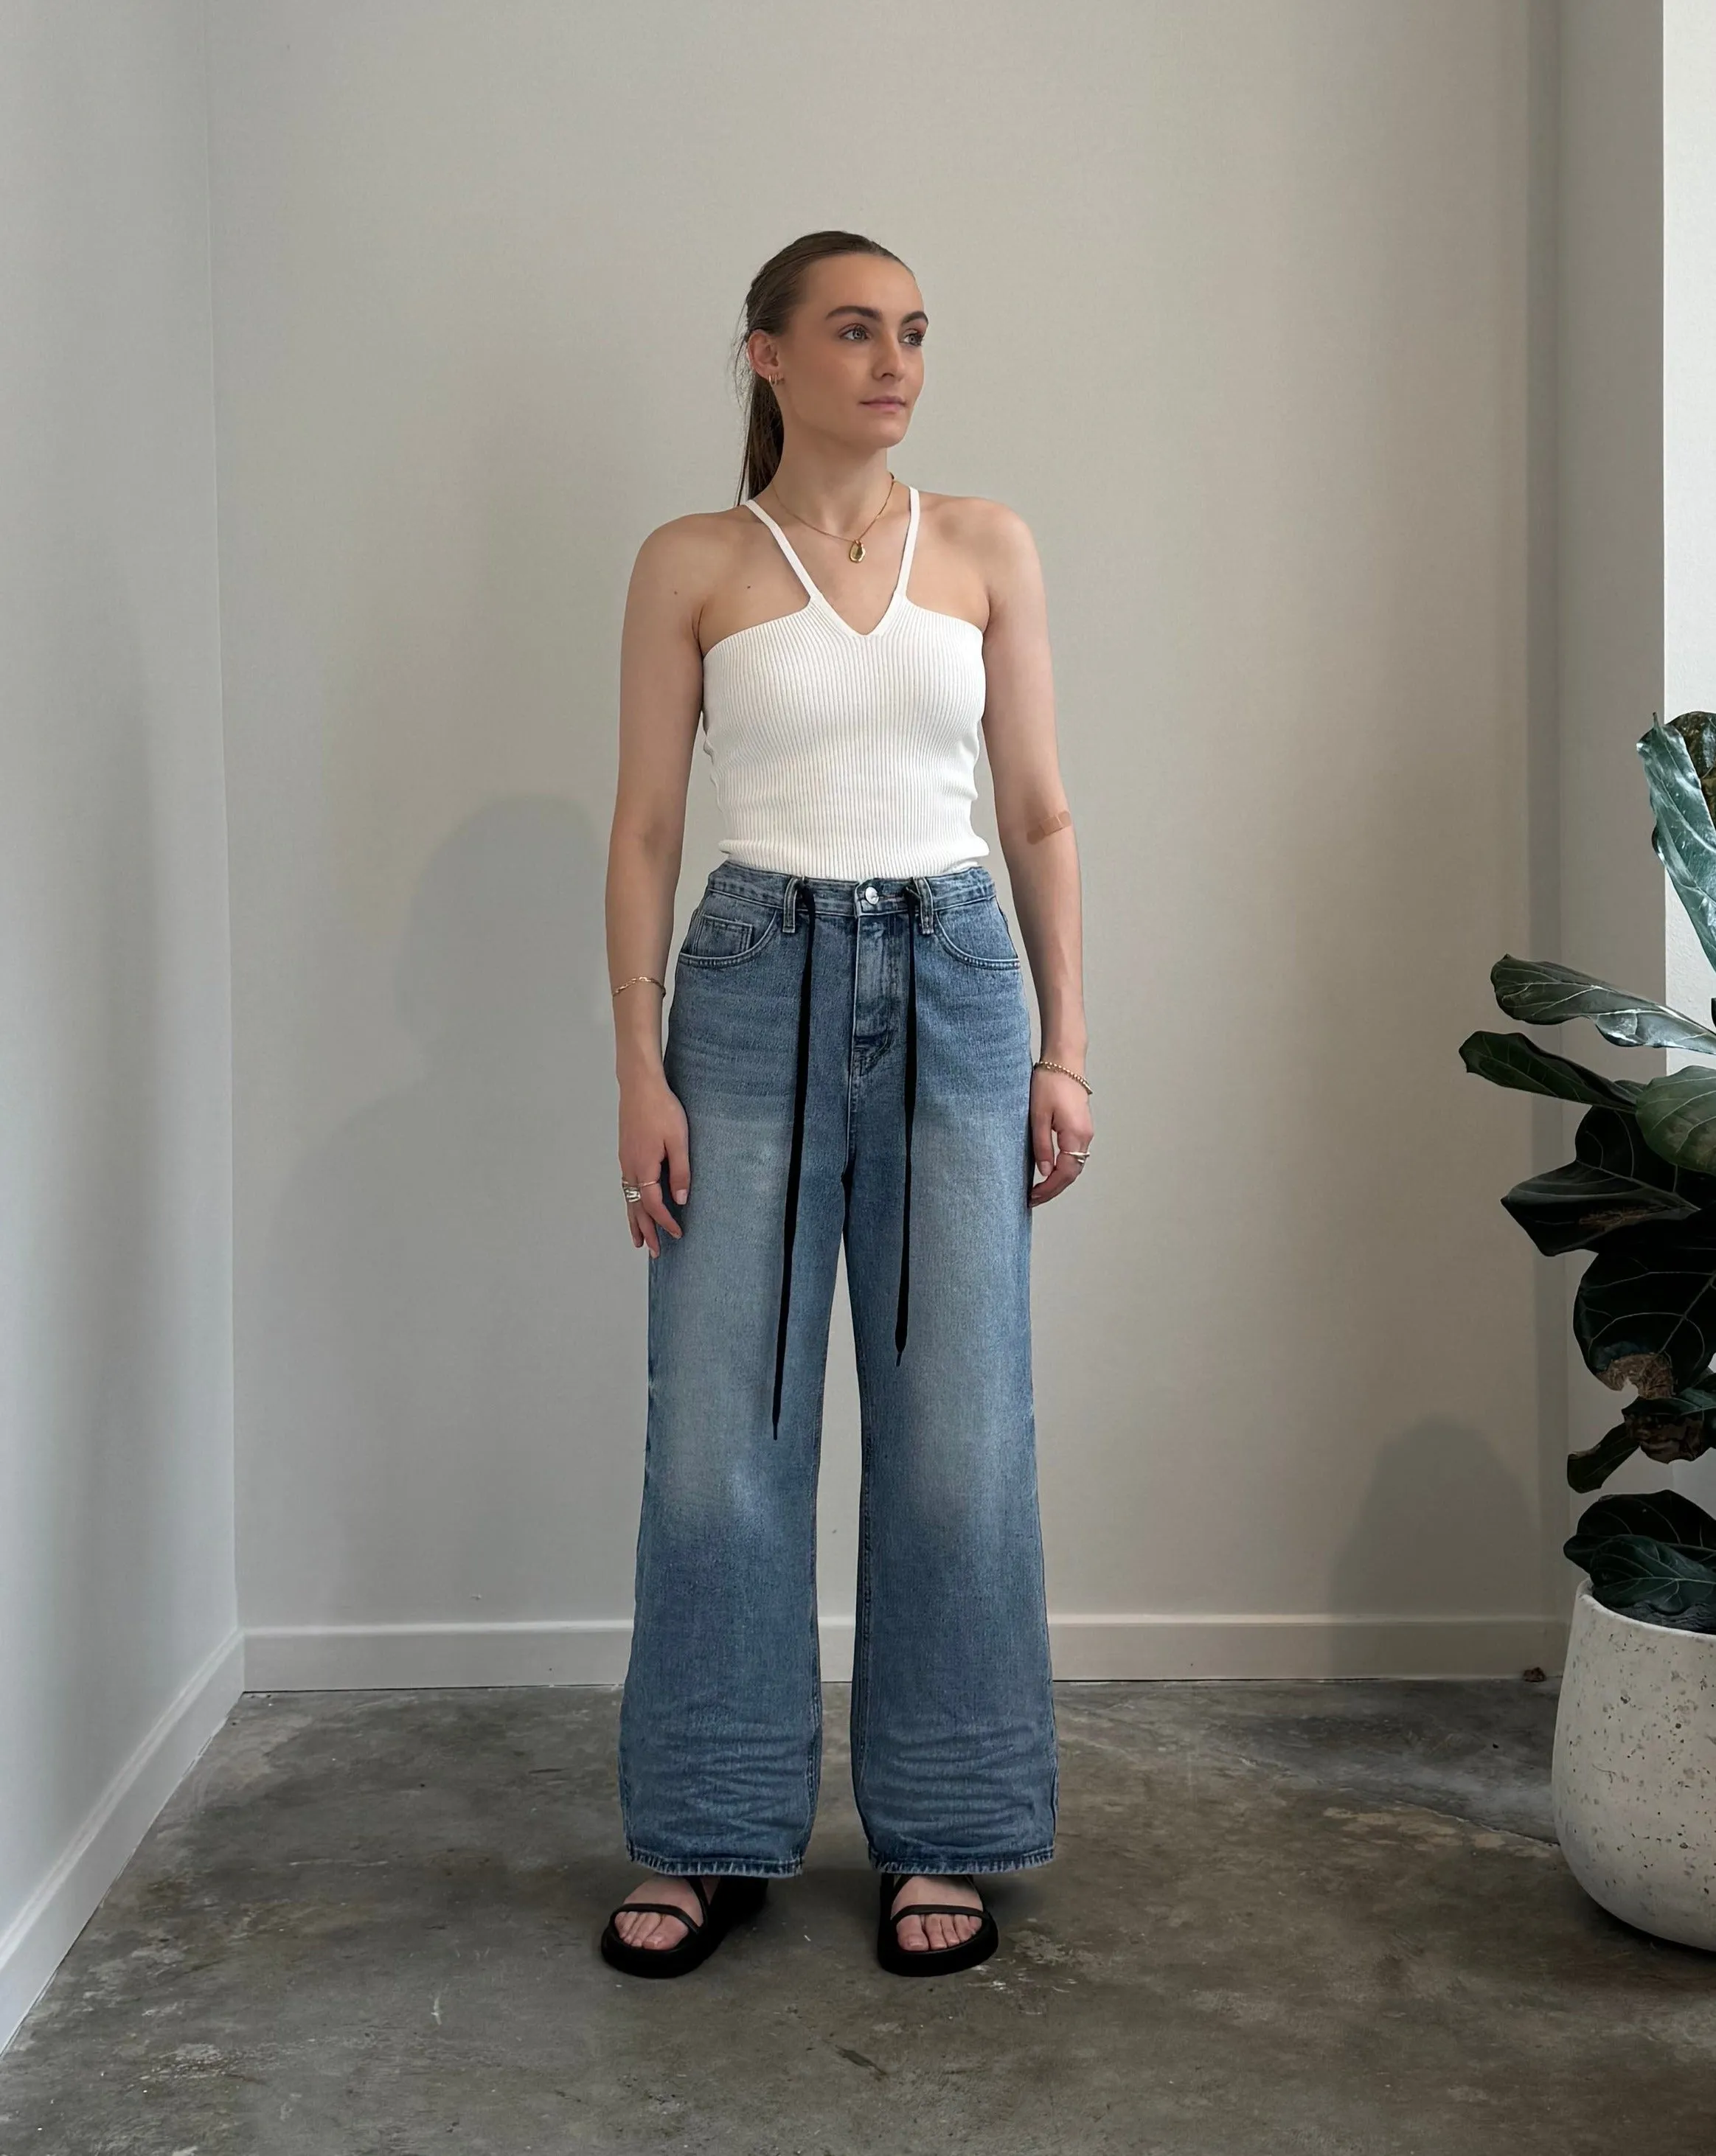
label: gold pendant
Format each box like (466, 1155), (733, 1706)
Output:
(849, 540), (865, 563)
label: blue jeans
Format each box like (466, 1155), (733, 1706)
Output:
(617, 861), (1059, 1879)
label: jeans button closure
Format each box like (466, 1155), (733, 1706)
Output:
(863, 884), (878, 904)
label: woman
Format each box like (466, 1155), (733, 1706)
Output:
(600, 229), (1091, 1979)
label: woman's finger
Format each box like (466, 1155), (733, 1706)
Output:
(1027, 1099), (1093, 1206)
(1030, 1093), (1057, 1180)
(1029, 1150), (1080, 1205)
(631, 1183), (681, 1255)
(664, 1126), (691, 1207)
(620, 1128), (684, 1253)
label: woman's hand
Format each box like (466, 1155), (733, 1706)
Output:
(619, 1074), (692, 1256)
(1028, 1065), (1093, 1206)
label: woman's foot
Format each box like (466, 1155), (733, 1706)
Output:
(887, 1874), (985, 1952)
(611, 1873), (722, 1950)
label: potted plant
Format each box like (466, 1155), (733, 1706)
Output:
(1459, 712), (1716, 1950)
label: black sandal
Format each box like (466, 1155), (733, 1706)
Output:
(876, 1872), (999, 1976)
(600, 1873), (769, 1978)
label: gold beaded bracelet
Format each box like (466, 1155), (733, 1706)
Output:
(612, 976), (666, 998)
(1034, 1057), (1092, 1093)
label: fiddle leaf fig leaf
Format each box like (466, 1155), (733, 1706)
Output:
(1572, 1212), (1716, 1394)
(1634, 1065), (1716, 1175)
(1574, 1105), (1716, 1206)
(1571, 1487), (1716, 1551)
(1500, 1163), (1697, 1256)
(1563, 1532), (1716, 1630)
(1566, 1421), (1641, 1492)
(1490, 954), (1716, 1055)
(1639, 716), (1716, 973)
(1458, 1032), (1642, 1109)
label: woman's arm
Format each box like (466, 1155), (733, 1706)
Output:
(605, 517), (715, 1254)
(967, 499), (1092, 1206)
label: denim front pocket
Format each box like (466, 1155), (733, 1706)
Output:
(932, 896), (1021, 970)
(676, 891), (782, 968)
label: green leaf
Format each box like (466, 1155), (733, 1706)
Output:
(1608, 1599), (1716, 1633)
(1566, 1421), (1641, 1492)
(1500, 1161), (1695, 1256)
(1458, 1031), (1642, 1110)
(1639, 717), (1716, 974)
(1570, 1487), (1716, 1551)
(1571, 1211), (1716, 1392)
(1620, 1395), (1716, 1467)
(1490, 954), (1716, 1054)
(1566, 1411), (1716, 1485)
(1636, 1063), (1716, 1175)
(1575, 1105), (1716, 1206)
(1565, 1532), (1716, 1631)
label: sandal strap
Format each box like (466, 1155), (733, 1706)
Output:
(613, 1902), (701, 1931)
(883, 1873), (987, 1918)
(613, 1882), (708, 1935)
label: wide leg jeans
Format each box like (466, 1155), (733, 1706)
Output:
(616, 861), (1059, 1879)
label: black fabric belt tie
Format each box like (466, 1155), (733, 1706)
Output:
(771, 880), (923, 1439)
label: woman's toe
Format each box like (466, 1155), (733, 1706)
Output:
(898, 1910), (979, 1951)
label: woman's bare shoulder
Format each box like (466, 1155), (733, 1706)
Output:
(920, 490), (1036, 554)
(626, 507), (762, 633)
(919, 493), (1041, 597)
(631, 504), (756, 571)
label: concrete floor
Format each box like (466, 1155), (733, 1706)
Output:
(1, 1677), (1712, 2155)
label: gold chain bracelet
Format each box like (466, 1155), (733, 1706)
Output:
(611, 975), (666, 998)
(1034, 1057), (1092, 1093)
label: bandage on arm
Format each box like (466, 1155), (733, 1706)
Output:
(1025, 808), (1072, 844)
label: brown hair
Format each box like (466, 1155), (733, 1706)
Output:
(733, 230), (911, 504)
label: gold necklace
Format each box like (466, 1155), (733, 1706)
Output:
(765, 473), (897, 563)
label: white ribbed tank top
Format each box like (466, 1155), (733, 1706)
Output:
(698, 485), (990, 880)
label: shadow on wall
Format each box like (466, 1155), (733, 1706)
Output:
(1327, 1416), (1546, 1669)
(243, 796), (647, 1634)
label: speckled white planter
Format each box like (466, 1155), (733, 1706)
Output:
(1551, 1583), (1716, 1950)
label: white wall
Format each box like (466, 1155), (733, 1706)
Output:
(209, 0), (1564, 1687)
(1556, 1), (1667, 1509)
(0, 3), (239, 2051)
(1666, 0), (1716, 772)
(1659, 0), (1716, 1513)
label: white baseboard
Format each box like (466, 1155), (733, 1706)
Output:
(242, 1610), (1568, 1690)
(0, 1628), (245, 2062)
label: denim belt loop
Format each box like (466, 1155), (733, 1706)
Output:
(911, 874), (936, 936)
(782, 874), (802, 935)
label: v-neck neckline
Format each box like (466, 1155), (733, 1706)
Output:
(744, 485), (919, 641)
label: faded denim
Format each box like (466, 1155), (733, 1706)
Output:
(617, 861), (1059, 1879)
